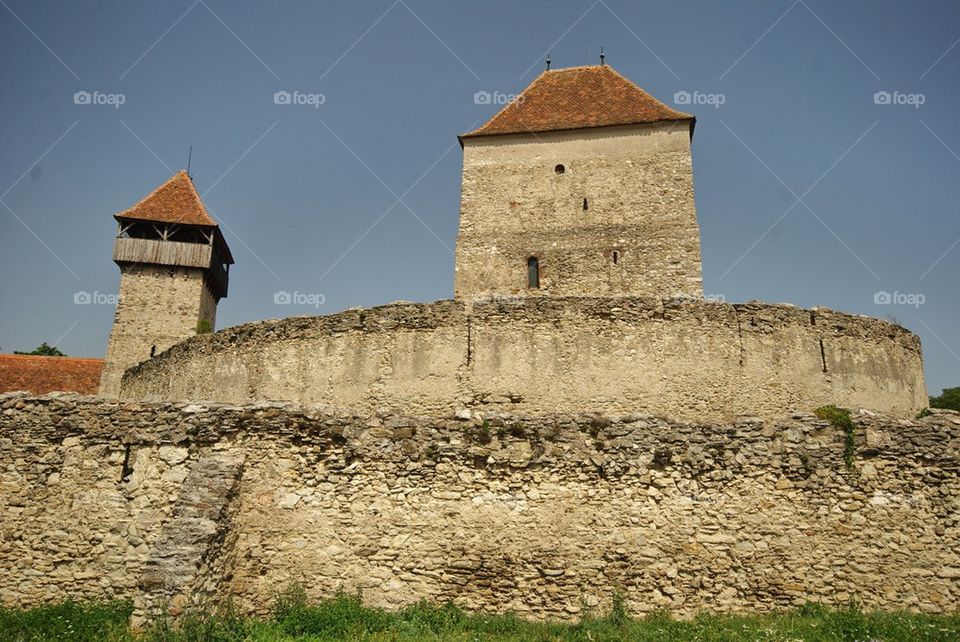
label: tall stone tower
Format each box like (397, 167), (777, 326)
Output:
(455, 64), (702, 300)
(99, 171), (233, 396)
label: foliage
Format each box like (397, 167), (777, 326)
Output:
(930, 387), (960, 412)
(272, 589), (391, 638)
(815, 405), (856, 469)
(0, 600), (131, 641)
(2, 595), (959, 641)
(139, 604), (248, 642)
(607, 590), (628, 626)
(195, 319), (213, 335)
(13, 342), (66, 357)
(476, 419), (492, 444)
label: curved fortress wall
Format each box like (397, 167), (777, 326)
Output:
(119, 298), (926, 419)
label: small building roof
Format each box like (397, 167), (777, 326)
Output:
(461, 64), (693, 140)
(114, 170), (219, 227)
(0, 355), (104, 395)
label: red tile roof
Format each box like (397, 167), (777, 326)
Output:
(115, 170), (219, 227)
(0, 355), (104, 395)
(462, 65), (692, 139)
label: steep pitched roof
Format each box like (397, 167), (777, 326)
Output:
(0, 355), (103, 395)
(115, 170), (219, 227)
(462, 65), (692, 139)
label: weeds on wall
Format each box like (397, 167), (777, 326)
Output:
(476, 419), (492, 444)
(815, 405), (857, 470)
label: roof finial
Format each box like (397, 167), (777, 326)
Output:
(600, 46), (605, 66)
(186, 145), (193, 180)
(546, 54), (551, 71)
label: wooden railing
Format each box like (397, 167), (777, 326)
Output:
(113, 237), (213, 269)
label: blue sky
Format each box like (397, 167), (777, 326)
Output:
(0, 0), (957, 396)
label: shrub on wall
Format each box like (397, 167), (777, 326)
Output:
(815, 405), (856, 469)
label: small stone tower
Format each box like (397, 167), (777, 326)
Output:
(99, 171), (233, 396)
(455, 64), (702, 300)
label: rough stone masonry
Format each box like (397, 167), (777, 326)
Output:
(2, 393), (957, 621)
(4, 64), (949, 626)
(118, 298), (928, 420)
(98, 65), (927, 424)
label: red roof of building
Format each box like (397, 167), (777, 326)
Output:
(115, 170), (219, 227)
(0, 355), (103, 395)
(462, 65), (693, 139)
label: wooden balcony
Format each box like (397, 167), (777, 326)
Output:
(113, 237), (213, 269)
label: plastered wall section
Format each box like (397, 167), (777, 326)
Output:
(118, 299), (927, 421)
(99, 265), (215, 397)
(455, 123), (703, 299)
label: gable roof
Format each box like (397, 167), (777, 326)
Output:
(462, 65), (692, 140)
(115, 170), (219, 227)
(0, 355), (104, 395)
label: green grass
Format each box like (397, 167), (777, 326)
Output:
(1, 591), (958, 642)
(0, 600), (132, 642)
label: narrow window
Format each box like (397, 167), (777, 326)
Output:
(554, 164), (565, 174)
(582, 197), (588, 211)
(120, 444), (133, 482)
(612, 251), (619, 265)
(527, 257), (540, 288)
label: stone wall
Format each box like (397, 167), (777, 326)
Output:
(455, 123), (703, 300)
(118, 298), (927, 420)
(1, 393), (958, 620)
(100, 264), (215, 397)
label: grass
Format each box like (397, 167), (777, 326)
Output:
(0, 600), (132, 642)
(1, 591), (958, 642)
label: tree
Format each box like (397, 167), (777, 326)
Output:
(14, 342), (66, 357)
(930, 387), (960, 412)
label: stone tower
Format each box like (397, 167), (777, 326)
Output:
(455, 64), (702, 300)
(99, 171), (233, 396)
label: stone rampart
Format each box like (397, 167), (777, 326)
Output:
(118, 298), (927, 420)
(1, 394), (957, 620)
